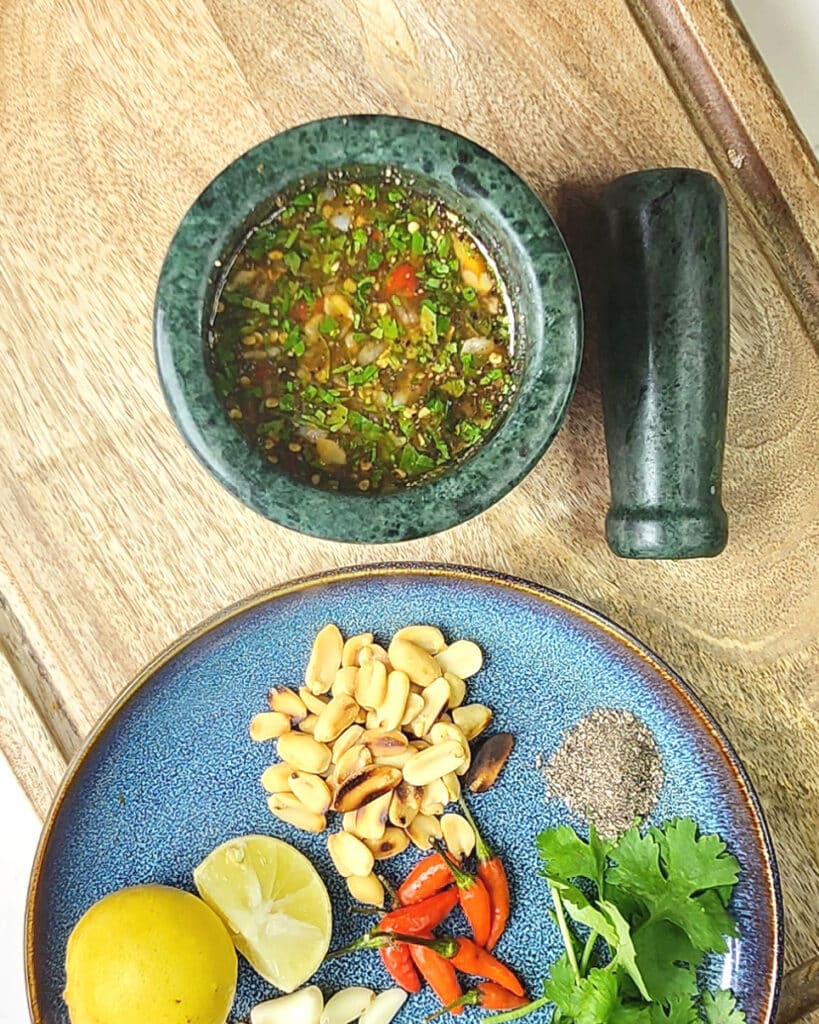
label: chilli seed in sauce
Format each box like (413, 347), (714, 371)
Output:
(208, 171), (517, 493)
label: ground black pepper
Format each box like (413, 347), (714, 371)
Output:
(545, 708), (664, 837)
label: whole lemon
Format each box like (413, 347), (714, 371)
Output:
(64, 883), (237, 1024)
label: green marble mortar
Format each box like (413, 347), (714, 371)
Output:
(601, 168), (729, 559)
(154, 115), (582, 543)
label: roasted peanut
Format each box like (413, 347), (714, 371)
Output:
(365, 826), (411, 860)
(340, 807), (357, 827)
(362, 729), (409, 760)
(332, 724), (364, 764)
(403, 739), (467, 787)
(444, 672), (466, 710)
(407, 812), (443, 850)
(260, 762), (293, 793)
(249, 711), (291, 742)
(267, 688), (307, 721)
(400, 692), (425, 727)
(331, 665), (359, 699)
(442, 771), (462, 803)
(288, 770), (332, 815)
(299, 686), (331, 716)
(387, 638), (441, 687)
(355, 660), (388, 710)
(342, 632), (374, 668)
(267, 798), (326, 833)
(356, 643), (390, 667)
(328, 830), (375, 877)
(452, 703), (493, 741)
(332, 764), (402, 813)
(354, 790), (392, 840)
(346, 872), (385, 907)
(409, 676), (450, 738)
(389, 780), (423, 828)
(372, 670), (410, 731)
(435, 639), (483, 679)
(299, 713), (319, 735)
(442, 812), (476, 859)
(428, 722), (471, 770)
(333, 743), (373, 787)
(305, 623), (344, 694)
(392, 625), (446, 655)
(277, 732), (332, 774)
(419, 777), (450, 817)
(314, 694), (359, 743)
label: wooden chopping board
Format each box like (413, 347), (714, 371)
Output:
(0, 0), (817, 979)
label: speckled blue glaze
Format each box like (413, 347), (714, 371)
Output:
(27, 566), (781, 1024)
(154, 116), (582, 542)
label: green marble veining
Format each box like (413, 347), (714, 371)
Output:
(601, 168), (729, 559)
(154, 115), (582, 543)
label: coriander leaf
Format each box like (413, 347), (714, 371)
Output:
(558, 883), (618, 947)
(538, 825), (611, 895)
(632, 920), (700, 1002)
(600, 900), (651, 1001)
(650, 995), (699, 1024)
(701, 990), (746, 1024)
(543, 952), (582, 1017)
(575, 968), (622, 1024)
(662, 819), (740, 893)
(608, 821), (739, 955)
(612, 1007), (653, 1024)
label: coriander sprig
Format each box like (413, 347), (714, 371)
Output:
(486, 818), (746, 1024)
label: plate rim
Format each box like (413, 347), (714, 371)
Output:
(25, 562), (784, 1023)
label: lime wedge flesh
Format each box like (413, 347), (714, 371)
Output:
(193, 835), (332, 993)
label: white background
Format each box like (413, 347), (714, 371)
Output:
(4, 2), (817, 1020)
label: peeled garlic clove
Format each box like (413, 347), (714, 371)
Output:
(251, 986), (324, 1024)
(320, 986), (374, 1024)
(359, 988), (408, 1024)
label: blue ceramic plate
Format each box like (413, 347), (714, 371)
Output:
(26, 565), (782, 1023)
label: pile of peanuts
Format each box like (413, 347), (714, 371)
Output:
(249, 624), (493, 907)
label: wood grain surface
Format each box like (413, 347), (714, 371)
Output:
(0, 0), (817, 980)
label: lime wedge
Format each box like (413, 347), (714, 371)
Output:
(193, 835), (332, 993)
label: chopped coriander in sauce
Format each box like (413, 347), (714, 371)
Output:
(208, 170), (517, 493)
